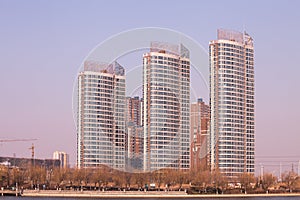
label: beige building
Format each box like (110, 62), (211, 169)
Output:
(53, 151), (69, 168)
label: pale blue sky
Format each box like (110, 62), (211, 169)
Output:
(0, 0), (299, 173)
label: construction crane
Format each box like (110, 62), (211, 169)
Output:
(0, 138), (37, 159)
(29, 143), (35, 160)
(0, 138), (37, 143)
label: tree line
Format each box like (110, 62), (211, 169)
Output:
(0, 165), (299, 194)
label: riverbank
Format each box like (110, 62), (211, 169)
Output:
(21, 190), (300, 198)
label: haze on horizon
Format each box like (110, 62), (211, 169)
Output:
(0, 0), (299, 175)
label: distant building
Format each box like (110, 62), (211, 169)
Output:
(125, 96), (144, 171)
(143, 42), (190, 171)
(0, 156), (60, 168)
(209, 29), (255, 178)
(126, 122), (144, 171)
(126, 97), (143, 126)
(190, 98), (210, 171)
(53, 151), (69, 168)
(77, 61), (126, 169)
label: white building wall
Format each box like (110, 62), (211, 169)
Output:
(143, 44), (190, 171)
(209, 30), (255, 178)
(77, 62), (126, 170)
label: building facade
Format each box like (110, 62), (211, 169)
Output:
(0, 156), (60, 168)
(126, 122), (144, 171)
(126, 96), (143, 126)
(143, 42), (190, 171)
(190, 98), (210, 171)
(77, 61), (126, 169)
(125, 97), (144, 171)
(209, 29), (255, 178)
(53, 151), (69, 168)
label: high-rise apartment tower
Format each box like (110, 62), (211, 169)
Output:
(209, 29), (255, 178)
(77, 61), (126, 169)
(143, 42), (190, 171)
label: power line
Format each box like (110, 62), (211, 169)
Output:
(256, 155), (300, 158)
(255, 160), (298, 163)
(255, 164), (295, 167)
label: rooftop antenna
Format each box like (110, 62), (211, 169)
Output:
(243, 24), (246, 44)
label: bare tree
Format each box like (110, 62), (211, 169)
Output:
(124, 172), (132, 188)
(152, 170), (163, 189)
(263, 172), (277, 190)
(134, 172), (146, 189)
(211, 169), (227, 192)
(175, 170), (188, 189)
(112, 170), (124, 188)
(162, 169), (172, 189)
(282, 171), (297, 192)
(52, 167), (68, 189)
(73, 168), (84, 190)
(238, 172), (255, 193)
(191, 169), (211, 188)
(1, 166), (7, 187)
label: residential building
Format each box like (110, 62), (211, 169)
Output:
(126, 96), (143, 126)
(77, 61), (126, 169)
(125, 96), (144, 171)
(209, 29), (255, 178)
(126, 122), (144, 171)
(143, 42), (190, 171)
(190, 98), (210, 171)
(53, 151), (69, 168)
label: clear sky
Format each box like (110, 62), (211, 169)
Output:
(0, 0), (299, 174)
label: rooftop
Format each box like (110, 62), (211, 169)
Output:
(83, 60), (125, 76)
(150, 42), (190, 58)
(217, 29), (253, 46)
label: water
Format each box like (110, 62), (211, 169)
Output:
(2, 197), (300, 200)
